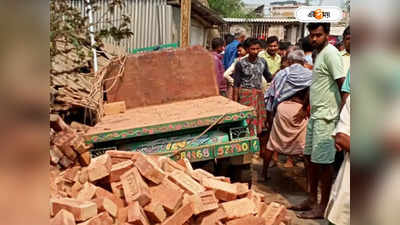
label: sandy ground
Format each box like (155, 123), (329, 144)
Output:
(250, 155), (328, 225)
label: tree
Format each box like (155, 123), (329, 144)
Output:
(50, 0), (133, 74)
(208, 0), (259, 18)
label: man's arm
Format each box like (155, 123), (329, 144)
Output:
(262, 60), (273, 82)
(335, 133), (350, 152)
(293, 88), (310, 123)
(233, 62), (243, 102)
(336, 77), (346, 104)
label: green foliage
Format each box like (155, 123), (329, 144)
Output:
(50, 0), (133, 74)
(208, 0), (260, 18)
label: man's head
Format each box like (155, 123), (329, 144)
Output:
(237, 43), (247, 58)
(211, 37), (225, 54)
(234, 29), (247, 42)
(343, 26), (350, 53)
(307, 23), (330, 50)
(278, 41), (291, 57)
(301, 36), (314, 53)
(287, 50), (306, 66)
(245, 38), (262, 59)
(224, 34), (235, 46)
(266, 36), (279, 56)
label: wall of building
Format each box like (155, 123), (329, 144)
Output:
(70, 0), (176, 52)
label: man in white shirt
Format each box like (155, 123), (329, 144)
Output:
(325, 96), (350, 225)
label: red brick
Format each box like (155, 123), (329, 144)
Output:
(183, 191), (218, 215)
(58, 139), (78, 160)
(70, 136), (89, 154)
(201, 178), (238, 201)
(106, 150), (138, 164)
(96, 198), (118, 218)
(50, 198), (97, 222)
(87, 154), (112, 182)
(144, 200), (167, 223)
(50, 114), (71, 132)
(161, 203), (194, 225)
(235, 182), (250, 196)
(59, 156), (74, 168)
(168, 170), (205, 194)
(190, 169), (214, 183)
(50, 209), (76, 225)
(247, 190), (263, 214)
(149, 178), (184, 213)
(260, 202), (287, 225)
(160, 157), (186, 173)
(76, 182), (97, 201)
(117, 207), (128, 224)
(95, 187), (124, 208)
(221, 198), (256, 219)
(70, 182), (83, 198)
(50, 145), (64, 165)
(77, 212), (113, 225)
(78, 168), (89, 184)
(78, 152), (91, 167)
(197, 208), (227, 225)
(226, 215), (266, 225)
(64, 167), (80, 183)
(104, 46), (219, 109)
(214, 176), (231, 183)
(109, 160), (134, 182)
(127, 201), (150, 225)
(110, 181), (124, 199)
(134, 154), (166, 184)
(120, 167), (151, 206)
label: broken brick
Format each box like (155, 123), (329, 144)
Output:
(134, 154), (166, 184)
(161, 203), (194, 225)
(168, 170), (205, 194)
(110, 181), (124, 199)
(149, 178), (184, 213)
(50, 145), (64, 165)
(197, 208), (227, 225)
(76, 182), (97, 201)
(106, 150), (139, 164)
(109, 160), (134, 182)
(260, 202), (287, 225)
(221, 198), (256, 220)
(50, 198), (97, 222)
(201, 178), (238, 201)
(144, 200), (167, 223)
(77, 212), (113, 225)
(95, 187), (124, 208)
(87, 154), (112, 182)
(50, 209), (76, 225)
(116, 207), (128, 224)
(226, 215), (265, 225)
(183, 191), (218, 215)
(120, 167), (151, 206)
(78, 152), (91, 167)
(127, 201), (150, 225)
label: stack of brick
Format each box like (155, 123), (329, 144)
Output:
(50, 150), (290, 225)
(50, 114), (92, 169)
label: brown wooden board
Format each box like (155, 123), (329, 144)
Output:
(85, 96), (254, 143)
(104, 46), (219, 109)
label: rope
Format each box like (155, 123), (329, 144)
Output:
(147, 113), (227, 158)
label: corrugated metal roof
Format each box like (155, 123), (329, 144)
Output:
(224, 17), (298, 23)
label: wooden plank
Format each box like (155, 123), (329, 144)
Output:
(180, 0), (191, 48)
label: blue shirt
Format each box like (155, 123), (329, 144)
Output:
(223, 40), (239, 69)
(341, 71), (351, 93)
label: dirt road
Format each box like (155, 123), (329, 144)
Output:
(251, 156), (328, 225)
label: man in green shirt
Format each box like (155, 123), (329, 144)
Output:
(259, 36), (281, 76)
(291, 23), (346, 219)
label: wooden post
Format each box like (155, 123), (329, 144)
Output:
(180, 0), (191, 48)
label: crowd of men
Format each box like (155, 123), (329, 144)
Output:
(210, 23), (351, 225)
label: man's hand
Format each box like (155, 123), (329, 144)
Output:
(293, 108), (307, 123)
(335, 132), (350, 152)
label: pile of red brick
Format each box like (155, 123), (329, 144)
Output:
(50, 114), (92, 168)
(50, 149), (290, 225)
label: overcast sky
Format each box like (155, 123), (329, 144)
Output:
(242, 0), (344, 7)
